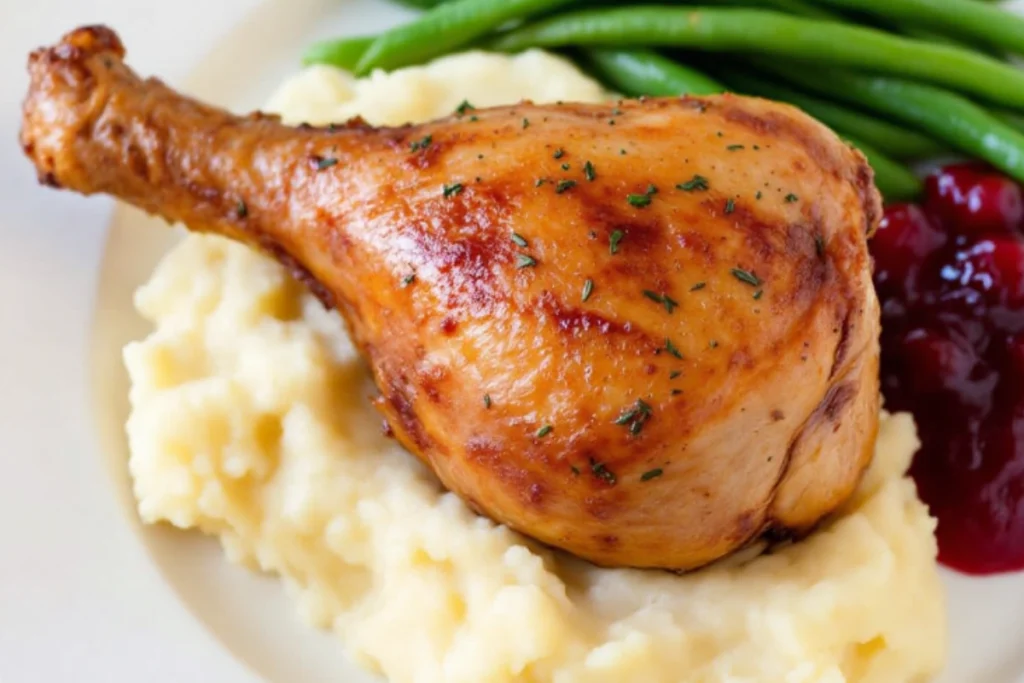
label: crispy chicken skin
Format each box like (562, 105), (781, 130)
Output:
(22, 26), (882, 570)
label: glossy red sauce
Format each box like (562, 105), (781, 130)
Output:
(871, 162), (1024, 574)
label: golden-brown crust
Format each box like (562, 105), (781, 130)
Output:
(22, 26), (883, 570)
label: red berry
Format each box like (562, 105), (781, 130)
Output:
(925, 163), (1024, 238)
(959, 238), (1024, 308)
(871, 203), (945, 296)
(898, 328), (977, 395)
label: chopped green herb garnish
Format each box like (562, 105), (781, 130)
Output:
(316, 156), (339, 170)
(671, 388), (683, 395)
(642, 290), (678, 314)
(555, 179), (576, 194)
(583, 160), (596, 182)
(553, 148), (565, 159)
(815, 234), (825, 258)
(614, 399), (653, 436)
(401, 274), (415, 288)
(455, 100), (475, 116)
(754, 289), (764, 300)
(235, 200), (248, 218)
(755, 190), (763, 200)
(669, 370), (682, 379)
(627, 193), (652, 208)
(609, 229), (624, 254)
(641, 468), (663, 482)
(582, 278), (594, 302)
(535, 178), (546, 187)
(590, 458), (617, 485)
(409, 135), (432, 152)
(676, 174), (709, 192)
(731, 268), (763, 287)
(709, 339), (719, 349)
(522, 118), (530, 129)
(665, 338), (683, 359)
(443, 183), (464, 198)
(536, 424), (553, 438)
(571, 465), (580, 475)
(516, 253), (537, 269)
(469, 115), (479, 122)
(627, 184), (658, 208)
(785, 193), (799, 203)
(561, 163), (571, 171)
(725, 198), (735, 214)
(726, 144), (745, 151)
(483, 393), (492, 408)
(511, 232), (528, 248)
(620, 148), (627, 155)
(690, 282), (706, 291)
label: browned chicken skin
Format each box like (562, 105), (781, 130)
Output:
(22, 26), (882, 570)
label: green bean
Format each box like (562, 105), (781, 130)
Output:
(583, 48), (724, 97)
(715, 68), (944, 158)
(703, 0), (845, 20)
(489, 7), (1024, 108)
(355, 0), (574, 74)
(303, 35), (374, 69)
(801, 0), (1024, 56)
(758, 64), (1024, 183)
(993, 109), (1024, 135)
(840, 134), (923, 199)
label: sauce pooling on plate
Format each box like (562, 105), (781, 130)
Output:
(872, 162), (1024, 574)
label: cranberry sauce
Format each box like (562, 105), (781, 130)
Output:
(871, 162), (1024, 574)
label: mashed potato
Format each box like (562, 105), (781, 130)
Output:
(124, 50), (946, 683)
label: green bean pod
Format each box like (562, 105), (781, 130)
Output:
(583, 48), (724, 97)
(303, 35), (374, 70)
(802, 0), (1024, 55)
(716, 68), (944, 158)
(356, 0), (574, 74)
(840, 135), (923, 200)
(489, 7), (1024, 109)
(759, 64), (1024, 183)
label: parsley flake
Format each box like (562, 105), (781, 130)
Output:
(315, 156), (339, 170)
(536, 424), (553, 438)
(409, 135), (432, 152)
(401, 274), (415, 288)
(455, 100), (475, 116)
(642, 290), (678, 313)
(483, 393), (492, 409)
(726, 144), (745, 151)
(590, 458), (617, 485)
(677, 174), (709, 192)
(553, 148), (565, 159)
(235, 200), (248, 219)
(609, 230), (624, 254)
(731, 268), (763, 287)
(785, 193), (799, 203)
(443, 182), (464, 198)
(582, 278), (594, 302)
(641, 468), (664, 482)
(555, 179), (576, 194)
(690, 282), (706, 291)
(516, 253), (538, 269)
(511, 232), (528, 248)
(584, 160), (596, 181)
(725, 198), (735, 214)
(665, 338), (683, 359)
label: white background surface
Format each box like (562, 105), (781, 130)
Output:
(3, 0), (1024, 682)
(0, 4), (267, 681)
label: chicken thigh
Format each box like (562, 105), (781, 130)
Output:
(22, 26), (881, 570)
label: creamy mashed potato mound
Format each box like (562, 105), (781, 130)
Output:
(125, 50), (946, 683)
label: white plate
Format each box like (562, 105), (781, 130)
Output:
(3, 0), (1024, 681)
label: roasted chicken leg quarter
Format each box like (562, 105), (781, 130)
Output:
(22, 26), (882, 570)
